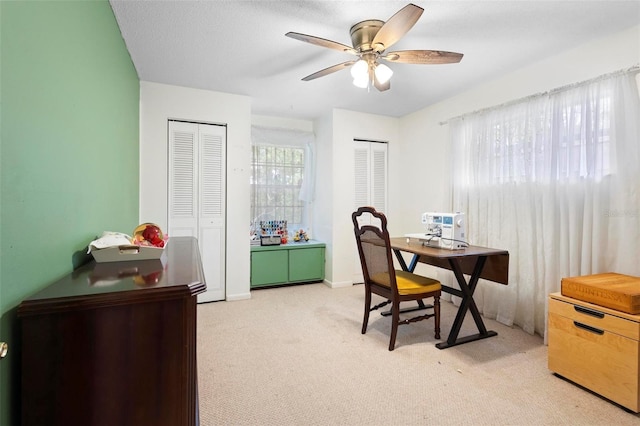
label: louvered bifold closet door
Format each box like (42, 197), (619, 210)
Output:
(353, 140), (388, 283)
(197, 124), (226, 302)
(354, 143), (370, 211)
(169, 121), (226, 302)
(370, 142), (387, 213)
(169, 121), (198, 238)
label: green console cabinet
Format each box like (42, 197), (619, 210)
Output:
(251, 240), (326, 288)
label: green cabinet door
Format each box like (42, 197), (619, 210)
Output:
(251, 250), (288, 287)
(289, 247), (325, 282)
(250, 241), (325, 288)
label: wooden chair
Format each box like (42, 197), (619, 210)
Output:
(352, 206), (441, 351)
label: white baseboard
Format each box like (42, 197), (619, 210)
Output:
(323, 279), (353, 289)
(225, 292), (252, 301)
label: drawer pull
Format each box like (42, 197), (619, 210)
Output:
(574, 305), (604, 319)
(573, 321), (604, 335)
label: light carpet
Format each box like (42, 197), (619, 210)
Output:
(196, 283), (639, 425)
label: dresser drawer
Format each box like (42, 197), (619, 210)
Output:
(549, 296), (640, 340)
(548, 293), (640, 412)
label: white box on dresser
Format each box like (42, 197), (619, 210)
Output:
(548, 292), (640, 412)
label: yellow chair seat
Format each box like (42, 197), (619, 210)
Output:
(371, 270), (441, 295)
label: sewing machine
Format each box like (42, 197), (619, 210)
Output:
(405, 212), (467, 250)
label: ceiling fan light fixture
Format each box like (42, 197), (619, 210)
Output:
(350, 59), (369, 80)
(353, 75), (369, 89)
(287, 3), (462, 92)
(374, 63), (393, 85)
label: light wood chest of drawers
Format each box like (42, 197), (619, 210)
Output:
(548, 292), (640, 412)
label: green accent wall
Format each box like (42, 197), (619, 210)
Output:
(0, 1), (139, 423)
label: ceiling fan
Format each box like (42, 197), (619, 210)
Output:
(285, 3), (463, 92)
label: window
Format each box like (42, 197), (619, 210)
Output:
(250, 144), (305, 227)
(555, 91), (612, 180)
(250, 126), (315, 236)
(464, 85), (613, 186)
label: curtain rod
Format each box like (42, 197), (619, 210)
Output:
(439, 64), (640, 126)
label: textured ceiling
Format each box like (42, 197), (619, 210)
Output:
(109, 0), (640, 120)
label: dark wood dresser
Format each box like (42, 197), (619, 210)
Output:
(18, 236), (206, 426)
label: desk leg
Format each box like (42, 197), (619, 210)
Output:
(435, 256), (497, 349)
(381, 251), (431, 317)
(393, 250), (415, 272)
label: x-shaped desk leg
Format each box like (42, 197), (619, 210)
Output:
(435, 255), (497, 349)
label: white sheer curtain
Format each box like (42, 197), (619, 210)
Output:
(449, 70), (640, 338)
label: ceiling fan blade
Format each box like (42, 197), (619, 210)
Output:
(382, 50), (463, 64)
(371, 3), (424, 52)
(286, 32), (357, 55)
(301, 60), (356, 81)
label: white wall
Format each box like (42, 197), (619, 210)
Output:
(252, 114), (313, 132)
(312, 112), (334, 283)
(139, 81), (252, 301)
(397, 24), (640, 237)
(326, 109), (400, 287)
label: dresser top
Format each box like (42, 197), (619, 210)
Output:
(18, 236), (206, 316)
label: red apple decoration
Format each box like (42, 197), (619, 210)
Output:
(133, 223), (166, 247)
(142, 224), (164, 247)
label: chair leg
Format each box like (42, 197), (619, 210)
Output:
(362, 287), (371, 334)
(434, 295), (441, 340)
(389, 300), (400, 351)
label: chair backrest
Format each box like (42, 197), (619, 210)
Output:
(352, 206), (398, 293)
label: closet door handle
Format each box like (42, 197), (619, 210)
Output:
(573, 321), (604, 335)
(574, 305), (604, 319)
